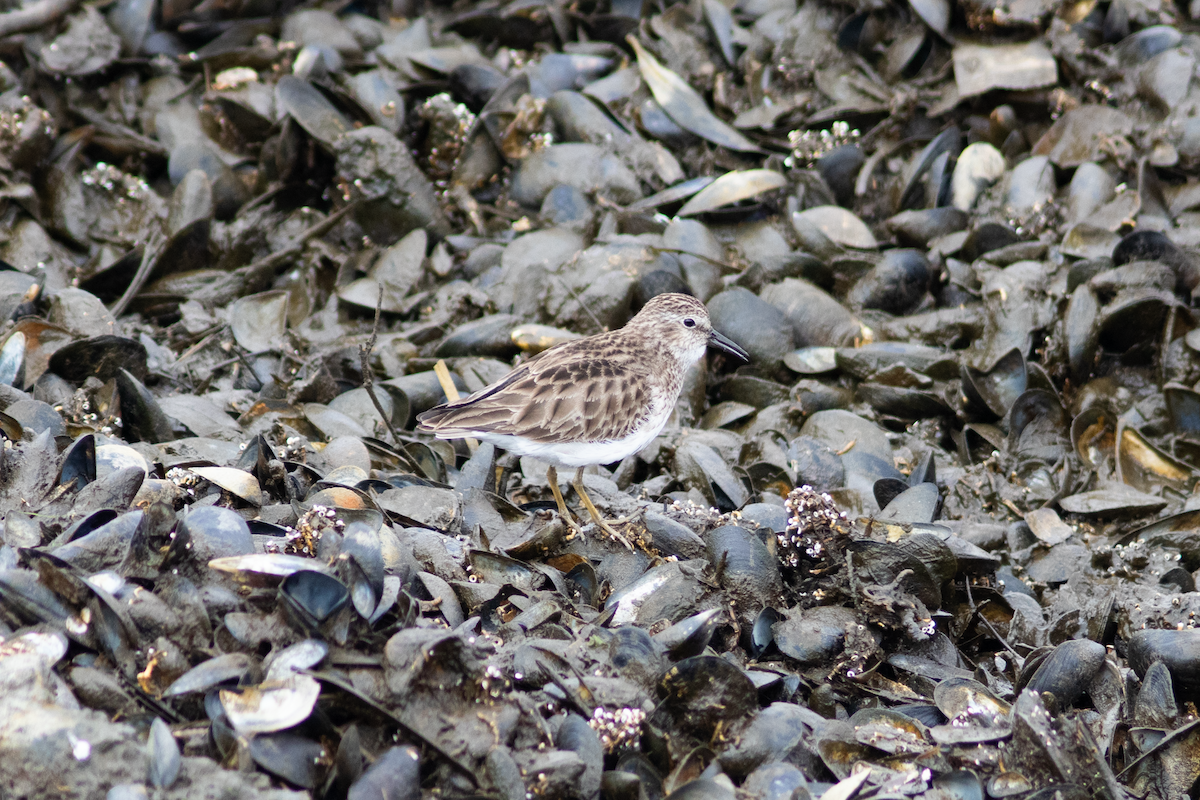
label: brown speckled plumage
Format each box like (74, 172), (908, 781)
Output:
(416, 294), (748, 465)
(418, 338), (658, 443)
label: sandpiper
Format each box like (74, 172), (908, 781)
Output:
(416, 293), (750, 545)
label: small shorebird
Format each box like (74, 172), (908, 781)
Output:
(416, 293), (749, 545)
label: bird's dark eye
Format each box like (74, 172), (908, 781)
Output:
(683, 318), (697, 328)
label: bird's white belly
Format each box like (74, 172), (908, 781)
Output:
(465, 404), (674, 468)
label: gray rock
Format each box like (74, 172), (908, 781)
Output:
(763, 278), (868, 347)
(377, 486), (461, 530)
(801, 409), (895, 513)
(539, 184), (594, 234)
(545, 237), (670, 333)
(462, 242), (504, 278)
(436, 314), (523, 358)
(334, 126), (450, 244)
(1180, 116), (1200, 160)
(663, 219), (723, 301)
(510, 143), (642, 207)
(487, 228), (584, 320)
(1137, 47), (1195, 110)
(47, 288), (119, 338)
(786, 436), (844, 492)
(731, 220), (791, 263)
(0, 636), (304, 800)
(546, 90), (683, 185)
(643, 511), (706, 559)
(719, 703), (814, 777)
(706, 287), (793, 371)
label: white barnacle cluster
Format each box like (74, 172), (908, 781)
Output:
(278, 435), (306, 462)
(0, 97), (52, 145)
(418, 92), (476, 137)
(266, 504), (342, 556)
(166, 466), (201, 497)
(80, 162), (155, 204)
(80, 162), (120, 191)
(778, 485), (846, 568)
(785, 121), (860, 168)
(477, 662), (509, 700)
(587, 706), (645, 753)
(418, 92), (478, 180)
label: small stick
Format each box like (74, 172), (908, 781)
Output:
(170, 327), (223, 370)
(234, 200), (361, 294)
(359, 286), (423, 475)
(71, 108), (167, 156)
(235, 182), (287, 219)
(162, 75), (203, 105)
(433, 359), (477, 453)
(109, 232), (165, 318)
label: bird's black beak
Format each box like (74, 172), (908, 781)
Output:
(709, 329), (750, 362)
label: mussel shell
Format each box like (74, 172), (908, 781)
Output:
(163, 652), (259, 697)
(248, 732), (327, 789)
(611, 625), (660, 670)
(1127, 628), (1200, 693)
(1165, 384), (1200, 437)
(705, 525), (782, 617)
(658, 656), (757, 734)
(1135, 660), (1179, 727)
(876, 482), (941, 524)
(655, 607), (722, 661)
(746, 607), (781, 660)
(1097, 290), (1171, 354)
(847, 707), (930, 754)
(963, 348), (1027, 419)
(934, 677), (1009, 722)
(848, 539), (941, 608)
(1019, 638), (1105, 709)
(1065, 284), (1099, 383)
(58, 433), (96, 489)
(1116, 422), (1191, 494)
(348, 746), (420, 800)
(847, 249), (931, 314)
(564, 562), (598, 607)
(772, 605), (862, 666)
(279, 570), (351, 630)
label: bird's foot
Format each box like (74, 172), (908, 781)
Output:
(571, 470), (636, 551)
(598, 520), (635, 551)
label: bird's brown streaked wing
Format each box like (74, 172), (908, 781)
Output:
(415, 360), (537, 430)
(415, 340), (571, 430)
(417, 352), (652, 443)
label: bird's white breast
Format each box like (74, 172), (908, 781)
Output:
(467, 395), (675, 468)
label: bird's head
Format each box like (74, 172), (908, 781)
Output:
(629, 293), (750, 367)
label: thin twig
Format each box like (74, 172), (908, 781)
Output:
(548, 256), (606, 331)
(0, 0), (77, 38)
(162, 75), (203, 105)
(72, 107), (167, 156)
(233, 200), (362, 294)
(359, 287), (424, 474)
(170, 326), (224, 368)
(109, 231), (165, 318)
(964, 579), (1024, 665)
(235, 182), (287, 219)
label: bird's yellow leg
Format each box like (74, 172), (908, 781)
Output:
(546, 466), (573, 522)
(573, 468), (634, 550)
